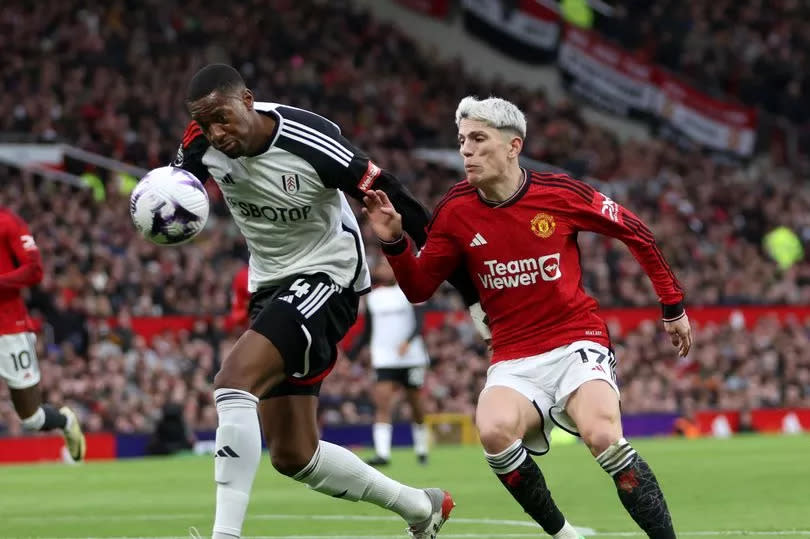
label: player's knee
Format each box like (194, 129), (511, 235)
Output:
(477, 415), (521, 453)
(270, 446), (314, 477)
(580, 423), (621, 455)
(212, 367), (248, 392)
(213, 357), (260, 393)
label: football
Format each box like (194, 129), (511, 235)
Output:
(130, 166), (209, 245)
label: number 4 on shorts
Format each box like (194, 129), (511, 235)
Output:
(290, 279), (312, 298)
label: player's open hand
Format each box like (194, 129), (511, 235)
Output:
(663, 313), (692, 357)
(362, 190), (403, 242)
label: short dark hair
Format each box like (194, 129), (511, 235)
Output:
(186, 64), (245, 102)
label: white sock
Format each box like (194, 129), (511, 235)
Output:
(212, 388), (261, 539)
(294, 440), (431, 524)
(20, 408), (46, 431)
(553, 521), (580, 539)
(411, 422), (428, 457)
(373, 423), (393, 459)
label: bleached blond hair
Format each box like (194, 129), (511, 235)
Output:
(455, 96), (527, 139)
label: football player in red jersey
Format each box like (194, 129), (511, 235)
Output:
(364, 96), (691, 539)
(0, 207), (86, 461)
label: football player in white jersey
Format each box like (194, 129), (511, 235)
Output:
(175, 64), (474, 539)
(350, 260), (431, 467)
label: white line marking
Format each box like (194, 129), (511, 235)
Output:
(12, 514), (810, 538)
(32, 533), (810, 539)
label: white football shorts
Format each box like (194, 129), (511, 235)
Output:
(483, 340), (619, 454)
(0, 332), (41, 389)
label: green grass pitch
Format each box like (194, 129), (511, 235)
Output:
(2, 434), (809, 538)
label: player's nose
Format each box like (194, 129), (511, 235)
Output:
(209, 124), (226, 142)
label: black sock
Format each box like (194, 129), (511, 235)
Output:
(486, 440), (565, 535)
(41, 404), (67, 431)
(597, 439), (675, 539)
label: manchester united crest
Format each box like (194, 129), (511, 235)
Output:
(531, 213), (555, 238)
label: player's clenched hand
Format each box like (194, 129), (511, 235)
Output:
(362, 190), (403, 242)
(663, 313), (692, 357)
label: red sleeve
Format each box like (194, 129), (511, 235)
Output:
(382, 208), (463, 304)
(0, 212), (44, 290)
(562, 184), (684, 316)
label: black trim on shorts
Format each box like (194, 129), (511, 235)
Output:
(525, 401), (551, 456)
(342, 223), (364, 290)
(549, 405), (581, 437)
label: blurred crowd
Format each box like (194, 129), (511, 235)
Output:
(1, 0), (810, 434)
(604, 0), (810, 124)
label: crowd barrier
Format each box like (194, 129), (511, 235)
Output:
(113, 305), (810, 345)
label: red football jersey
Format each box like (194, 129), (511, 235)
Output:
(385, 170), (683, 364)
(0, 208), (44, 335)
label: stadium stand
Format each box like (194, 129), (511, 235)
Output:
(1, 0), (809, 435)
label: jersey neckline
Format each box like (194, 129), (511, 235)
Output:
(476, 168), (529, 208)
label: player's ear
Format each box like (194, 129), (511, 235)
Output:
(242, 88), (254, 109)
(509, 136), (523, 159)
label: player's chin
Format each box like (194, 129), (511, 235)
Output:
(465, 171), (484, 185)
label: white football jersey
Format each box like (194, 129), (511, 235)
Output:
(176, 103), (378, 293)
(366, 285), (429, 369)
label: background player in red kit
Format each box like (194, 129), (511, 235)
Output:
(364, 96), (692, 539)
(0, 207), (86, 461)
(226, 264), (250, 329)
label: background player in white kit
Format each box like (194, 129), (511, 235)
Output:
(0, 206), (85, 461)
(350, 260), (430, 467)
(176, 64), (475, 539)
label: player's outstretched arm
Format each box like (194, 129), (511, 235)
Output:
(539, 174), (689, 355)
(564, 182), (691, 356)
(363, 190), (459, 304)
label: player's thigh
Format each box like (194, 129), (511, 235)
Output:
(404, 387), (425, 421)
(402, 366), (426, 413)
(259, 395), (319, 475)
(476, 385), (541, 453)
(214, 328), (286, 396)
(565, 379), (622, 454)
(372, 379), (398, 406)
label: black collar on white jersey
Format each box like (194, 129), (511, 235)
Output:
(476, 168), (529, 208)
